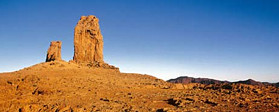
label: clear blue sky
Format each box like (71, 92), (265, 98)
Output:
(0, 0), (278, 82)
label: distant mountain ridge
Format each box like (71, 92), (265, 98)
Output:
(167, 76), (279, 87)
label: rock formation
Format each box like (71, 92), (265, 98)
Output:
(46, 41), (62, 62)
(44, 15), (117, 69)
(73, 15), (104, 64)
(72, 15), (118, 70)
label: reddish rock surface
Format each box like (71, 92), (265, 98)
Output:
(73, 15), (104, 64)
(46, 41), (62, 62)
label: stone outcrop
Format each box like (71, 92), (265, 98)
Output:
(44, 15), (118, 70)
(73, 15), (104, 64)
(46, 41), (62, 62)
(72, 15), (118, 70)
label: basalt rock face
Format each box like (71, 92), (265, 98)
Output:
(46, 41), (62, 62)
(73, 15), (104, 64)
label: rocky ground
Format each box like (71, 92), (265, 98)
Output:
(0, 61), (278, 112)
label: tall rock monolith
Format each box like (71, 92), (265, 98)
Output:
(73, 15), (104, 64)
(46, 41), (62, 62)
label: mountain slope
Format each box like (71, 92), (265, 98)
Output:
(168, 76), (278, 87)
(0, 61), (173, 111)
(0, 61), (278, 111)
(167, 76), (229, 84)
